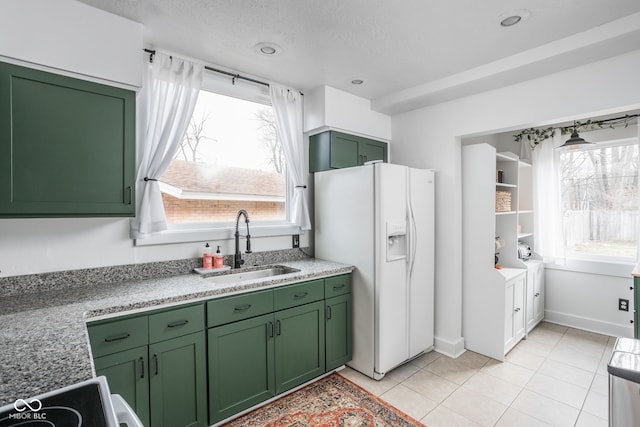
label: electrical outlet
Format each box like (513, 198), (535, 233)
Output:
(619, 298), (629, 312)
(292, 234), (300, 248)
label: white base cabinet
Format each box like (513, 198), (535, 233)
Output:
(525, 260), (545, 332)
(504, 272), (526, 354)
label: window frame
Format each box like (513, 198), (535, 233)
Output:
(552, 136), (639, 270)
(134, 71), (301, 246)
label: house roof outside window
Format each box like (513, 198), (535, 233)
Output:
(160, 160), (285, 202)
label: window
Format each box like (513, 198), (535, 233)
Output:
(159, 75), (287, 227)
(559, 138), (639, 259)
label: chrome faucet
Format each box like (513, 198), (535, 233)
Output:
(234, 209), (252, 268)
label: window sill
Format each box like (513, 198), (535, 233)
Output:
(545, 257), (635, 278)
(134, 222), (302, 246)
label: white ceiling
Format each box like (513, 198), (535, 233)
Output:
(76, 0), (640, 114)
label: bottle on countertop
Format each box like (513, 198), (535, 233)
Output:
(203, 243), (213, 269)
(213, 245), (224, 269)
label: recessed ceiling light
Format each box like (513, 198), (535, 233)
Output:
(500, 15), (521, 27)
(254, 42), (281, 56)
(499, 9), (530, 27)
(351, 79), (364, 85)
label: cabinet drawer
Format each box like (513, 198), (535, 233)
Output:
(149, 304), (204, 344)
(208, 289), (274, 327)
(324, 274), (352, 298)
(274, 280), (324, 311)
(88, 316), (148, 358)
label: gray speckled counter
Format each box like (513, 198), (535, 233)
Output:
(0, 258), (353, 406)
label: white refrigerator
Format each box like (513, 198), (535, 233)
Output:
(314, 162), (435, 380)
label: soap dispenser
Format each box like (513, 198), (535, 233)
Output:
(203, 243), (213, 269)
(213, 245), (224, 269)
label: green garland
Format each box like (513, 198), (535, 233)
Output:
(514, 115), (638, 149)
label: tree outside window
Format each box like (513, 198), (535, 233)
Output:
(559, 141), (639, 258)
(160, 91), (286, 225)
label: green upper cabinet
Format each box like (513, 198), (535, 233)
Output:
(0, 60), (135, 217)
(309, 130), (387, 172)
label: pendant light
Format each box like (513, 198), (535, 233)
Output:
(559, 121), (591, 148)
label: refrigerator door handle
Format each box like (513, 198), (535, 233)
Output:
(407, 184), (418, 280)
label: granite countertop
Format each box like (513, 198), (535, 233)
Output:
(0, 258), (353, 406)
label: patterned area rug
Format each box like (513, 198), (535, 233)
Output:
(222, 373), (425, 427)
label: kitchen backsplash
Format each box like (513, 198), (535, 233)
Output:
(0, 248), (311, 297)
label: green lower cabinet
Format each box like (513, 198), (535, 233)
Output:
(149, 332), (207, 427)
(208, 313), (276, 424)
(634, 276), (639, 339)
(325, 293), (353, 371)
(274, 300), (326, 394)
(94, 346), (150, 427)
(91, 274), (352, 426)
(89, 303), (206, 427)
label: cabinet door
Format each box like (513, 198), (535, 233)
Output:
(513, 275), (526, 341)
(358, 138), (387, 165)
(274, 301), (325, 393)
(532, 263), (544, 326)
(0, 60), (135, 217)
(504, 283), (516, 351)
(149, 332), (207, 427)
(325, 293), (352, 371)
(330, 132), (360, 169)
(94, 346), (150, 427)
(208, 313), (275, 424)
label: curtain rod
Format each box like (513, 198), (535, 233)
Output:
(143, 48), (302, 95)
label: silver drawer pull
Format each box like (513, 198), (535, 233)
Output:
(104, 333), (130, 343)
(167, 320), (189, 328)
(294, 292), (308, 299)
(234, 304), (252, 312)
(332, 284), (346, 290)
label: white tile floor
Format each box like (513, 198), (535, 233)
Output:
(339, 322), (613, 426)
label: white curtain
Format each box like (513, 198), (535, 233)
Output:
(269, 85), (311, 230)
(131, 53), (204, 238)
(532, 130), (565, 262)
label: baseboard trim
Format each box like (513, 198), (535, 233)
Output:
(544, 310), (633, 338)
(434, 335), (465, 358)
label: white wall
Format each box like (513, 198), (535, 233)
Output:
(391, 49), (640, 356)
(304, 85), (392, 141)
(0, 1), (311, 278)
(545, 269), (634, 337)
(0, 0), (142, 88)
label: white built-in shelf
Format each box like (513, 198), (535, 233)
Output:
(496, 182), (517, 188)
(518, 233), (534, 239)
(497, 152), (518, 162)
(518, 160), (532, 168)
(495, 211), (516, 216)
(519, 210), (533, 214)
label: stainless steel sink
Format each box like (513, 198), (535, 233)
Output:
(204, 265), (300, 285)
